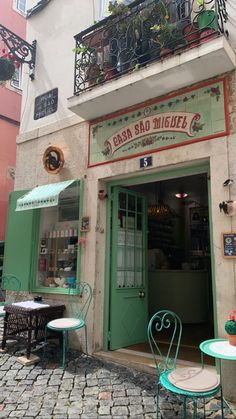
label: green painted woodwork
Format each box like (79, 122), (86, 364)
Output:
(104, 162), (215, 351)
(109, 187), (148, 350)
(3, 180), (84, 295)
(3, 190), (35, 291)
(207, 174), (217, 339)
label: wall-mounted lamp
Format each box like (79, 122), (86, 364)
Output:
(98, 190), (108, 200)
(223, 179), (234, 187)
(219, 200), (236, 216)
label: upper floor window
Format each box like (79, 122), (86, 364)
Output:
(17, 0), (27, 13)
(10, 64), (22, 90)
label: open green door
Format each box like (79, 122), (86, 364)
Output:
(109, 187), (148, 350)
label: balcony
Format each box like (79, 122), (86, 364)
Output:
(68, 0), (235, 120)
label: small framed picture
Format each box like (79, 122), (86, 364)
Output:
(80, 216), (90, 232)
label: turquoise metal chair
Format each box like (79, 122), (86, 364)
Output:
(45, 281), (92, 368)
(147, 310), (224, 418)
(0, 274), (21, 318)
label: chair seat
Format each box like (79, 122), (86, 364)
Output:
(47, 317), (84, 330)
(167, 367), (220, 392)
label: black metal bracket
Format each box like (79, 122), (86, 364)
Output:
(0, 24), (36, 80)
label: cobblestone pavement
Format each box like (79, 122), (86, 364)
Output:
(0, 323), (235, 418)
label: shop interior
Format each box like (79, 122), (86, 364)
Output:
(127, 172), (214, 363)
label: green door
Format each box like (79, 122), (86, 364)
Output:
(109, 187), (148, 350)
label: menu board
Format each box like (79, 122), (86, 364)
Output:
(222, 233), (236, 258)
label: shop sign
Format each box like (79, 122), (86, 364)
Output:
(89, 78), (229, 167)
(43, 146), (64, 174)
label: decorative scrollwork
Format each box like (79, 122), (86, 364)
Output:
(0, 24), (36, 78)
(74, 0), (229, 95)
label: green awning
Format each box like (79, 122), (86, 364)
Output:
(16, 180), (75, 211)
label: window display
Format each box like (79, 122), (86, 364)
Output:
(36, 183), (80, 290)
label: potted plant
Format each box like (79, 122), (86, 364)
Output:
(151, 21), (185, 57)
(225, 310), (236, 346)
(197, 0), (218, 42)
(0, 56), (16, 81)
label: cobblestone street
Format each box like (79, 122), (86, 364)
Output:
(0, 329), (235, 419)
(0, 314), (235, 419)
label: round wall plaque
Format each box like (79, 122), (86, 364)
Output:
(43, 146), (64, 174)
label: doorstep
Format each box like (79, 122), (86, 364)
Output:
(93, 349), (211, 375)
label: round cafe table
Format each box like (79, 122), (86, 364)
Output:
(200, 338), (236, 417)
(200, 338), (236, 361)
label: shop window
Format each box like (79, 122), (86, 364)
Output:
(36, 183), (80, 290)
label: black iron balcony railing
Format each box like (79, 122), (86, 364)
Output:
(74, 0), (228, 95)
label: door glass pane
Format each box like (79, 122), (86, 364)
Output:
(117, 271), (125, 288)
(137, 197), (142, 212)
(116, 190), (145, 290)
(137, 213), (142, 231)
(128, 194), (135, 212)
(117, 246), (125, 268)
(127, 247), (135, 269)
(119, 192), (126, 210)
(127, 271), (135, 288)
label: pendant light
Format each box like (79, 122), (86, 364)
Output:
(148, 182), (176, 218)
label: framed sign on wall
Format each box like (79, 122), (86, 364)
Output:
(222, 233), (236, 258)
(80, 216), (90, 232)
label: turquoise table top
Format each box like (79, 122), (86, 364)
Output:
(200, 338), (236, 361)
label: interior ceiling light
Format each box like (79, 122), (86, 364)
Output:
(175, 192), (188, 199)
(148, 181), (177, 218)
(148, 203), (176, 218)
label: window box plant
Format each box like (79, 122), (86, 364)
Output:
(225, 310), (236, 346)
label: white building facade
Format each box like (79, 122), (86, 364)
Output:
(3, 0), (236, 401)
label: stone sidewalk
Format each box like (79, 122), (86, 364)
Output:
(0, 321), (234, 418)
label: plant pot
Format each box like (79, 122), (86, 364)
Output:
(227, 334), (236, 346)
(160, 48), (172, 58)
(199, 28), (218, 44)
(183, 23), (199, 47)
(0, 57), (15, 81)
(197, 10), (218, 32)
(104, 65), (116, 81)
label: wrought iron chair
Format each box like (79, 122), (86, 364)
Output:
(0, 274), (21, 318)
(45, 281), (92, 368)
(147, 310), (224, 419)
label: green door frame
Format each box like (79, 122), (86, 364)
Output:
(103, 162), (217, 350)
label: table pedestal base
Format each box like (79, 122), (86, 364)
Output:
(17, 354), (40, 366)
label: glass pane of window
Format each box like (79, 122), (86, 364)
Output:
(17, 0), (26, 12)
(11, 65), (22, 90)
(36, 183), (80, 289)
(119, 192), (126, 210)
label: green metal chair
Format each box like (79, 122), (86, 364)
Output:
(45, 281), (92, 368)
(0, 274), (21, 318)
(147, 310), (224, 419)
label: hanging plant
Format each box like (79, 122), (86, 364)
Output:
(0, 57), (16, 81)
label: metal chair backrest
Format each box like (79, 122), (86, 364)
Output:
(69, 281), (92, 321)
(0, 274), (21, 304)
(147, 310), (182, 374)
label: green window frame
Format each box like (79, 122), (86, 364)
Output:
(3, 180), (84, 294)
